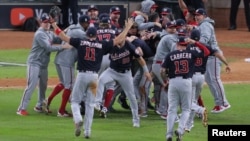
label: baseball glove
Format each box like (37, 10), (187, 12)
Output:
(49, 5), (61, 20)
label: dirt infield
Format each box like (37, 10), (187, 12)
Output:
(0, 28), (250, 87)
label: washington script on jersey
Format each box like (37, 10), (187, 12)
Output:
(80, 41), (102, 48)
(110, 50), (130, 61)
(170, 52), (192, 61)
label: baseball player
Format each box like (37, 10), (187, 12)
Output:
(195, 8), (231, 113)
(94, 17), (117, 114)
(152, 21), (178, 118)
(95, 35), (152, 126)
(50, 18), (135, 138)
(87, 5), (99, 28)
(16, 15), (70, 116)
(178, 0), (207, 108)
(135, 0), (162, 31)
(185, 29), (231, 132)
(131, 36), (154, 117)
(132, 13), (162, 117)
(43, 15), (90, 117)
(161, 36), (210, 141)
(160, 7), (174, 29)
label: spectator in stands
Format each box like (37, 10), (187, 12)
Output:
(183, 0), (207, 10)
(228, 0), (250, 31)
(61, 0), (78, 28)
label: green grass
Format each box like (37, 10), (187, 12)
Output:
(0, 49), (58, 78)
(0, 84), (250, 141)
(219, 43), (250, 48)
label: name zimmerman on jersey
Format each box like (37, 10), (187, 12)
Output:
(80, 41), (102, 48)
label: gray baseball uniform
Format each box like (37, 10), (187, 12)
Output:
(96, 41), (144, 127)
(197, 17), (230, 111)
(53, 23), (86, 116)
(17, 27), (63, 114)
(152, 32), (178, 115)
(162, 37), (210, 140)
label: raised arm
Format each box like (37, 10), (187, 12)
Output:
(50, 22), (71, 43)
(178, 0), (188, 12)
(113, 18), (134, 47)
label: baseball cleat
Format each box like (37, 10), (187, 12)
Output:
(175, 130), (182, 141)
(211, 106), (225, 113)
(33, 107), (43, 113)
(223, 104), (231, 110)
(185, 124), (194, 133)
(16, 110), (28, 116)
(57, 111), (72, 117)
(84, 131), (91, 139)
(133, 123), (140, 128)
(75, 121), (83, 137)
(94, 103), (101, 111)
(100, 107), (108, 118)
(42, 99), (51, 114)
(166, 137), (172, 141)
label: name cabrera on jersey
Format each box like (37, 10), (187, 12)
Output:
(162, 49), (203, 79)
(109, 41), (141, 71)
(187, 43), (218, 74)
(69, 38), (113, 72)
(97, 28), (116, 41)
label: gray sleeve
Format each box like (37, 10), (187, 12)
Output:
(36, 32), (62, 52)
(68, 29), (86, 39)
(135, 15), (155, 30)
(199, 23), (212, 44)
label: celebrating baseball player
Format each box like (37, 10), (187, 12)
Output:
(50, 16), (135, 138)
(16, 15), (70, 116)
(185, 29), (231, 132)
(161, 36), (210, 141)
(43, 15), (91, 117)
(195, 8), (231, 113)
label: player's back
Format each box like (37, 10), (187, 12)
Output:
(154, 33), (178, 61)
(96, 28), (116, 41)
(164, 49), (195, 79)
(55, 24), (86, 67)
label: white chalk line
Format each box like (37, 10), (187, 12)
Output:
(0, 62), (26, 67)
(1, 81), (250, 89)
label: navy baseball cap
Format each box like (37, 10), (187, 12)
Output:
(177, 28), (187, 37)
(99, 13), (109, 20)
(41, 15), (50, 23)
(86, 27), (97, 37)
(100, 17), (111, 24)
(110, 6), (120, 14)
(79, 15), (90, 23)
(176, 19), (186, 27)
(177, 36), (188, 46)
(166, 21), (177, 28)
(190, 29), (201, 41)
(88, 5), (98, 12)
(161, 7), (172, 15)
(195, 8), (207, 16)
